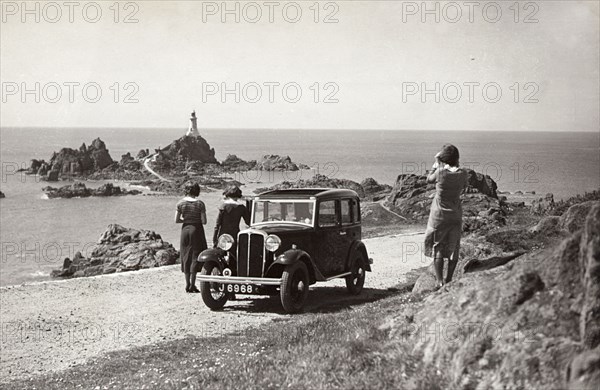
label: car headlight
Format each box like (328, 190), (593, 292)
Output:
(217, 234), (235, 251)
(265, 234), (281, 252)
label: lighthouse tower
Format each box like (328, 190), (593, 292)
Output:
(186, 111), (200, 137)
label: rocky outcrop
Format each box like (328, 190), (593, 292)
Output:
(220, 154), (310, 173)
(360, 178), (393, 200)
(51, 224), (178, 278)
(119, 152), (142, 171)
(159, 135), (217, 164)
(466, 169), (498, 198)
(0, 191), (4, 198)
(579, 202), (600, 348)
(253, 155), (310, 171)
(396, 201), (600, 389)
(25, 135), (311, 193)
(221, 154), (255, 172)
(26, 138), (115, 181)
(384, 169), (506, 229)
(530, 200), (598, 235)
(531, 193), (555, 215)
(254, 174), (391, 200)
(43, 183), (141, 199)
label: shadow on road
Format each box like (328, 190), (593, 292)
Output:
(220, 286), (399, 315)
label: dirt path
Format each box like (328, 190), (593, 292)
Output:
(0, 233), (427, 383)
(143, 155), (172, 182)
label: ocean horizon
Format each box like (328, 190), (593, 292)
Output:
(1, 127), (599, 286)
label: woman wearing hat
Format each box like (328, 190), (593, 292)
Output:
(213, 185), (250, 253)
(175, 182), (208, 293)
(424, 144), (469, 288)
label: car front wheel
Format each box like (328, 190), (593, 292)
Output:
(345, 254), (366, 295)
(200, 263), (228, 310)
(280, 261), (309, 313)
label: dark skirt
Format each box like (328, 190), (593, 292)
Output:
(180, 223), (208, 273)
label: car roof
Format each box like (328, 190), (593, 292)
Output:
(256, 188), (359, 200)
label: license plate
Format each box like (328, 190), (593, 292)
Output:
(226, 284), (254, 294)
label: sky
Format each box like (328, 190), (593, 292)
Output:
(1, 0), (599, 131)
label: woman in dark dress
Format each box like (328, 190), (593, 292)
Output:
(424, 144), (469, 288)
(212, 185), (250, 252)
(175, 182), (208, 293)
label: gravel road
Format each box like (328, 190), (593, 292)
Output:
(0, 233), (426, 383)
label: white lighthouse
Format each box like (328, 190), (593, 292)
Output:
(186, 111), (200, 137)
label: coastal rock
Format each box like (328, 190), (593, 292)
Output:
(42, 183), (141, 199)
(466, 169), (498, 198)
(531, 193), (555, 215)
(529, 215), (561, 234)
(384, 169), (503, 229)
(221, 154), (256, 172)
(254, 154), (309, 171)
(136, 149), (150, 160)
(159, 135), (218, 164)
(120, 152), (142, 171)
(46, 170), (59, 181)
(579, 202), (600, 348)
(396, 202), (600, 389)
(255, 174), (366, 198)
(360, 178), (393, 199)
(559, 200), (598, 234)
(567, 346), (600, 390)
(28, 138), (115, 180)
(220, 154), (310, 173)
(51, 224), (179, 278)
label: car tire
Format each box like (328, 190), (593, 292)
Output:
(200, 263), (228, 310)
(345, 253), (366, 295)
(280, 261), (309, 313)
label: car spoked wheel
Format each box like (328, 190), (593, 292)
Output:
(345, 254), (366, 295)
(200, 263), (228, 310)
(280, 261), (309, 313)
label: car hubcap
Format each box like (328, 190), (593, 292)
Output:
(293, 276), (305, 302)
(210, 268), (225, 299)
(353, 267), (364, 285)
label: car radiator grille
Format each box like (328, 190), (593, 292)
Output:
(237, 233), (265, 277)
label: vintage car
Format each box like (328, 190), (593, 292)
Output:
(196, 188), (372, 313)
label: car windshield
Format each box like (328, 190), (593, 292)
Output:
(252, 200), (315, 226)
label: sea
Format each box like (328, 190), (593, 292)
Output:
(1, 127), (598, 286)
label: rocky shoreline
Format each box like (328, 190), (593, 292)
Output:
(24, 135), (311, 195)
(42, 183), (142, 199)
(51, 224), (178, 278)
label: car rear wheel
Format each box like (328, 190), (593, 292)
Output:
(280, 261), (309, 313)
(345, 253), (366, 295)
(200, 263), (228, 310)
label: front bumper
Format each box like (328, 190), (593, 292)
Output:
(196, 275), (282, 286)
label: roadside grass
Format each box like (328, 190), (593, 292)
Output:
(5, 289), (446, 390)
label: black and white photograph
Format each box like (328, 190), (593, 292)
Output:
(1, 1), (599, 388)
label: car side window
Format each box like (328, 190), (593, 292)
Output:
(341, 199), (352, 225)
(318, 200), (338, 227)
(353, 199), (361, 222)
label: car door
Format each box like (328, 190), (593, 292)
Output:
(339, 198), (359, 270)
(316, 199), (345, 277)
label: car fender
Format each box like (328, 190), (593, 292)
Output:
(197, 248), (228, 270)
(269, 249), (324, 283)
(346, 240), (372, 272)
